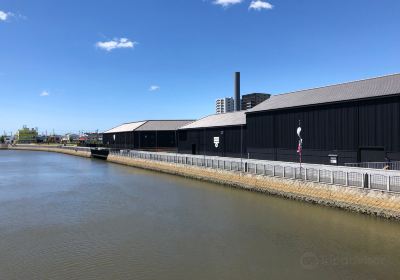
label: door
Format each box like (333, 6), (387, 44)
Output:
(359, 147), (385, 162)
(191, 144), (196, 155)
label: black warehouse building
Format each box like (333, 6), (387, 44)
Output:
(246, 74), (400, 165)
(178, 111), (246, 158)
(103, 120), (193, 151)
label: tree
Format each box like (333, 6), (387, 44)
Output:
(0, 136), (4, 144)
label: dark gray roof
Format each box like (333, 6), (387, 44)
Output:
(248, 73), (400, 113)
(104, 121), (146, 133)
(136, 120), (194, 131)
(104, 120), (194, 133)
(179, 111), (246, 129)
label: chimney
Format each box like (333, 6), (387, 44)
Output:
(234, 72), (241, 111)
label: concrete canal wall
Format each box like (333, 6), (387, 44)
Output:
(5, 145), (400, 220)
(9, 145), (91, 158)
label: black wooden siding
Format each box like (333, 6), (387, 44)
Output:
(103, 131), (177, 150)
(178, 126), (246, 158)
(246, 95), (400, 164)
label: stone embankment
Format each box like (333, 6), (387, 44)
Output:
(9, 145), (91, 158)
(5, 145), (400, 220)
(107, 154), (400, 220)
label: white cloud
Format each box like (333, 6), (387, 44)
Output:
(0, 10), (25, 22)
(0, 10), (10, 21)
(40, 91), (50, 97)
(249, 0), (273, 10)
(213, 0), (243, 7)
(149, 85), (160, 91)
(96, 38), (137, 52)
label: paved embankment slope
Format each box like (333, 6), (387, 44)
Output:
(5, 145), (400, 220)
(107, 154), (400, 220)
(9, 145), (91, 158)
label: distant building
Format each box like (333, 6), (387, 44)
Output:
(241, 93), (270, 111)
(36, 135), (47, 143)
(216, 97), (235, 114)
(47, 135), (62, 143)
(77, 132), (103, 146)
(3, 135), (14, 144)
(103, 120), (194, 151)
(15, 126), (38, 144)
(61, 133), (79, 144)
(86, 132), (103, 145)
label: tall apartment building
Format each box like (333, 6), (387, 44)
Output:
(241, 93), (270, 110)
(216, 97), (235, 114)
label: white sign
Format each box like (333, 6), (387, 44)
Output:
(214, 137), (220, 148)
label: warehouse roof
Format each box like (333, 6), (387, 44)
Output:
(135, 120), (194, 131)
(179, 111), (246, 129)
(248, 73), (400, 113)
(104, 120), (194, 133)
(104, 121), (146, 133)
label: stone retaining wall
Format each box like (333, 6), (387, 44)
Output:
(5, 146), (400, 220)
(108, 154), (400, 220)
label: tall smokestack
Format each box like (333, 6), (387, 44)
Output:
(235, 72), (240, 111)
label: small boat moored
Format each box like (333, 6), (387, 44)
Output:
(90, 148), (109, 160)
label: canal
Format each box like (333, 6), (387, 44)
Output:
(0, 150), (399, 279)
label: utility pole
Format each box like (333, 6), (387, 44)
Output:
(240, 124), (243, 172)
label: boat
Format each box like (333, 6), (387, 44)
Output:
(90, 148), (109, 160)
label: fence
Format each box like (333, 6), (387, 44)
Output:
(11, 145), (400, 194)
(109, 149), (400, 194)
(345, 161), (400, 171)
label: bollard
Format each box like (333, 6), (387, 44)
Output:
(362, 173), (368, 188)
(387, 176), (390, 191)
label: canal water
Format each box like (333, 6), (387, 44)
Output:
(0, 150), (399, 279)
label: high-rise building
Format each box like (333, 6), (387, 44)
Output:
(241, 93), (270, 110)
(216, 97), (235, 114)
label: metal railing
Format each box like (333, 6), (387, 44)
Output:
(109, 149), (400, 194)
(345, 161), (400, 170)
(10, 145), (400, 193)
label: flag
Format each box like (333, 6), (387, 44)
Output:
(297, 140), (302, 154)
(296, 126), (302, 154)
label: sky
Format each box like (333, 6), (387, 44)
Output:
(1, 0), (400, 135)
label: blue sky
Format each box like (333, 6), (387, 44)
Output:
(1, 0), (399, 135)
